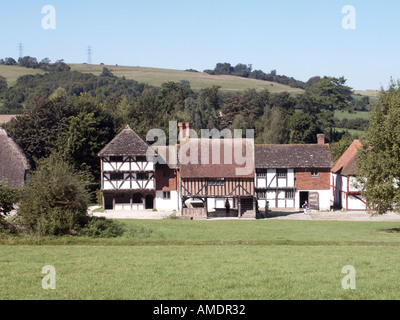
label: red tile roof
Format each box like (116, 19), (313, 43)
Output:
(331, 140), (362, 176)
(179, 139), (255, 178)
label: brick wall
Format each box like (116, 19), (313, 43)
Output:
(155, 166), (177, 191)
(295, 168), (330, 190)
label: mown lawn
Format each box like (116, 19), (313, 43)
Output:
(1, 219), (400, 300)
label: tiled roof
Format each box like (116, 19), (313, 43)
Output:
(98, 126), (152, 157)
(331, 140), (362, 176)
(255, 144), (333, 169)
(179, 139), (255, 178)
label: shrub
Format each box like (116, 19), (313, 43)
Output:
(79, 217), (124, 238)
(18, 154), (91, 236)
(0, 180), (22, 234)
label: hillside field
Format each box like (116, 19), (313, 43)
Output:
(69, 64), (305, 94)
(0, 64), (304, 94)
(0, 65), (45, 86)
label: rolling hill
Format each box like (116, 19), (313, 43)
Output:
(0, 64), (304, 95)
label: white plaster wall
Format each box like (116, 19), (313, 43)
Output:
(155, 191), (179, 211)
(348, 195), (367, 210)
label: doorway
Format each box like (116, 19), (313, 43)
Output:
(299, 191), (309, 210)
(104, 195), (113, 210)
(145, 194), (154, 209)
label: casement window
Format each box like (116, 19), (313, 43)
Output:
(257, 191), (266, 199)
(256, 169), (267, 177)
(136, 172), (149, 180)
(110, 173), (124, 180)
(207, 178), (225, 186)
(163, 191), (171, 199)
(277, 169), (287, 178)
(311, 169), (319, 178)
(285, 190), (295, 199)
(110, 156), (123, 162)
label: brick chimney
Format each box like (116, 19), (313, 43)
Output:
(317, 134), (325, 145)
(178, 122), (193, 142)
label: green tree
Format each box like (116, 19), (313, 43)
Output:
(255, 106), (288, 144)
(3, 92), (75, 160)
(288, 111), (321, 144)
(357, 81), (400, 214)
(57, 94), (115, 186)
(330, 132), (354, 162)
(0, 75), (7, 94)
(18, 154), (91, 236)
(195, 86), (220, 130)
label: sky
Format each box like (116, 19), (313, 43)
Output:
(1, 0), (400, 90)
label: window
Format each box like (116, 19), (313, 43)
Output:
(207, 178), (225, 186)
(132, 193), (143, 203)
(257, 191), (266, 199)
(110, 173), (124, 180)
(285, 190), (294, 199)
(256, 169), (267, 177)
(311, 169), (319, 178)
(136, 156), (147, 162)
(110, 156), (123, 162)
(163, 191), (171, 199)
(136, 172), (149, 180)
(163, 169), (170, 179)
(277, 169), (287, 178)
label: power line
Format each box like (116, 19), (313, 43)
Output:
(18, 43), (23, 59)
(87, 46), (92, 65)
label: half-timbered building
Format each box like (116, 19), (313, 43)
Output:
(179, 138), (255, 218)
(98, 126), (156, 211)
(99, 124), (334, 217)
(255, 134), (333, 211)
(331, 140), (366, 211)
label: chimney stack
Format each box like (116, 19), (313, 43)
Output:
(317, 134), (325, 145)
(178, 122), (193, 142)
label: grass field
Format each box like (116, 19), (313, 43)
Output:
(1, 219), (400, 300)
(0, 64), (303, 94)
(334, 110), (370, 121)
(0, 65), (45, 86)
(69, 64), (305, 94)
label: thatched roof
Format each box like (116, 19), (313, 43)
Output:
(255, 144), (333, 169)
(331, 140), (362, 176)
(179, 139), (255, 178)
(0, 128), (31, 188)
(0, 114), (17, 125)
(98, 126), (152, 157)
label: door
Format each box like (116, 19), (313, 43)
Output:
(300, 192), (309, 210)
(145, 194), (154, 209)
(104, 195), (113, 210)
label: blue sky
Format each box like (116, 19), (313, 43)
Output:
(1, 0), (399, 90)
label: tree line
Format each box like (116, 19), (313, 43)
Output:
(203, 62), (306, 89)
